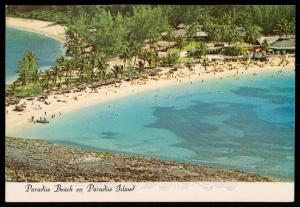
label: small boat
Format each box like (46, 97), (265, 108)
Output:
(36, 118), (49, 124)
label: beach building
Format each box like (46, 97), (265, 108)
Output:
(256, 36), (281, 45)
(270, 37), (295, 53)
(171, 23), (208, 40)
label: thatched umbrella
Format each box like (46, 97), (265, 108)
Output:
(148, 72), (157, 76)
(106, 78), (120, 85)
(63, 90), (71, 94)
(152, 68), (162, 73)
(77, 83), (87, 90)
(25, 97), (35, 101)
(170, 67), (178, 72)
(185, 62), (195, 68)
(90, 81), (103, 88)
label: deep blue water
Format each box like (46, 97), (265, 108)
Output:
(9, 70), (295, 181)
(5, 26), (65, 83)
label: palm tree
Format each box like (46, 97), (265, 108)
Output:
(27, 52), (39, 85)
(120, 46), (131, 69)
(195, 41), (208, 59)
(139, 50), (148, 66)
(144, 51), (154, 68)
(136, 61), (145, 74)
(17, 57), (29, 86)
(186, 22), (198, 39)
(276, 19), (290, 38)
(63, 59), (73, 86)
(176, 36), (185, 54)
(51, 64), (60, 84)
(112, 65), (124, 78)
(17, 51), (39, 86)
(261, 39), (270, 52)
(244, 25), (262, 45)
(131, 42), (141, 67)
(41, 70), (53, 89)
(56, 56), (66, 82)
(31, 68), (40, 85)
(153, 52), (160, 68)
(96, 54), (109, 80)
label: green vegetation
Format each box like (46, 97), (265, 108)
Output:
(15, 84), (43, 98)
(160, 53), (180, 66)
(7, 5), (295, 35)
(5, 5), (295, 101)
(223, 45), (247, 56)
(17, 51), (39, 86)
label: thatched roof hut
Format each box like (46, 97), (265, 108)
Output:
(270, 38), (295, 52)
(195, 31), (208, 38)
(160, 32), (168, 38)
(90, 81), (103, 88)
(257, 36), (280, 45)
(77, 84), (87, 90)
(172, 28), (208, 39)
(177, 23), (186, 29)
(171, 29), (187, 38)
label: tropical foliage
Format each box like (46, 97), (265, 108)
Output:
(223, 45), (247, 56)
(17, 51), (39, 86)
(6, 5), (295, 100)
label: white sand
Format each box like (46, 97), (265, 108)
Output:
(5, 55), (295, 134)
(6, 17), (66, 43)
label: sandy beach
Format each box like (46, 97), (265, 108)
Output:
(6, 17), (66, 43)
(5, 55), (295, 134)
(5, 17), (295, 134)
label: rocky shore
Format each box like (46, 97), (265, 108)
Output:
(6, 137), (271, 182)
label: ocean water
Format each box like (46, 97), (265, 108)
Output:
(9, 70), (295, 181)
(5, 26), (65, 83)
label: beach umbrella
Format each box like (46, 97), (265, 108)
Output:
(151, 68), (162, 73)
(90, 81), (103, 88)
(25, 97), (34, 101)
(77, 84), (87, 90)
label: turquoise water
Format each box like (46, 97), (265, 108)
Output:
(10, 70), (295, 181)
(5, 26), (65, 83)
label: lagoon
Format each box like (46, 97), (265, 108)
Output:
(10, 70), (295, 181)
(5, 26), (65, 83)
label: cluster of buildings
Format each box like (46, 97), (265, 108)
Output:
(158, 23), (295, 54)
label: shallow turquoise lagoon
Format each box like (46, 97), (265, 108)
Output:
(5, 26), (65, 83)
(10, 70), (295, 181)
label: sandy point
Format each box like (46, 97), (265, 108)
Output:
(6, 17), (66, 43)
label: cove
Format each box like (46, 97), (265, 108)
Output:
(5, 26), (65, 83)
(10, 70), (295, 181)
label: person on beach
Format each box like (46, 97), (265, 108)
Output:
(278, 50), (288, 66)
(284, 53), (289, 66)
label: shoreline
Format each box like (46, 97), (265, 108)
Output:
(5, 57), (295, 134)
(6, 17), (66, 43)
(5, 136), (272, 182)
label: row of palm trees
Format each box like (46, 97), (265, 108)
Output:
(12, 46), (181, 95)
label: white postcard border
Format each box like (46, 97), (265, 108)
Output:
(6, 182), (294, 202)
